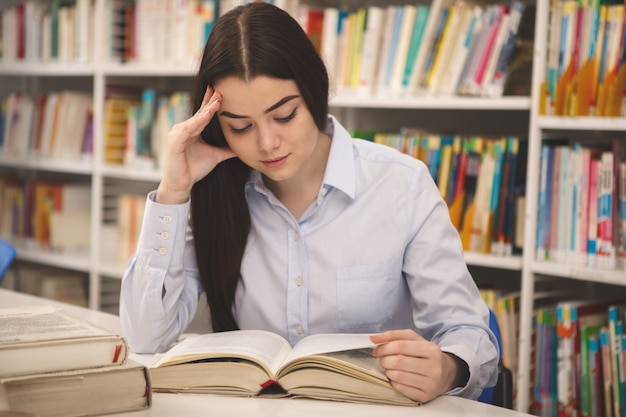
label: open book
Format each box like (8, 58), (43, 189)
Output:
(149, 329), (418, 406)
(0, 305), (128, 377)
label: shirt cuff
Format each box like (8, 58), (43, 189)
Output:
(137, 191), (191, 270)
(441, 344), (481, 399)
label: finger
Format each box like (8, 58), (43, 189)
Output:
(382, 361), (442, 402)
(388, 378), (433, 403)
(373, 339), (438, 360)
(173, 93), (221, 140)
(200, 85), (213, 108)
(370, 329), (424, 345)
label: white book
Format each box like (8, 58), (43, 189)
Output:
(428, 1), (470, 96)
(480, 13), (510, 96)
(0, 305), (128, 378)
(57, 5), (74, 62)
(332, 10), (351, 95)
(1, 7), (17, 62)
(470, 142), (495, 252)
(41, 12), (51, 63)
(37, 93), (59, 157)
(320, 7), (340, 89)
(136, 0), (159, 63)
(24, 1), (43, 62)
(51, 92), (92, 160)
(457, 5), (495, 96)
(356, 6), (386, 98)
(438, 5), (482, 96)
(75, 0), (92, 62)
(273, 0), (300, 18)
(374, 5), (399, 97)
(389, 5), (417, 96)
(15, 94), (35, 158)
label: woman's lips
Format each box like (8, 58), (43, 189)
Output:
(262, 155), (289, 168)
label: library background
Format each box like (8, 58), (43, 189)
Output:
(1, 0), (625, 415)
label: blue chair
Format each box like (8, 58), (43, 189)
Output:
(477, 309), (513, 408)
(0, 240), (17, 281)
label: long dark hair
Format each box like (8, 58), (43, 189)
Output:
(190, 2), (329, 332)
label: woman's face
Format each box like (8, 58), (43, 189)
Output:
(214, 76), (325, 184)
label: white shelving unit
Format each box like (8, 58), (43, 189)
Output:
(6, 0), (625, 414)
(515, 1), (626, 413)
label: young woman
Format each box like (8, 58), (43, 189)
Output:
(120, 2), (498, 403)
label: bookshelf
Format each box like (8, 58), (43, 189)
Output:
(517, 1), (626, 416)
(2, 0), (625, 415)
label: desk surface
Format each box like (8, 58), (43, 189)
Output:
(0, 288), (533, 417)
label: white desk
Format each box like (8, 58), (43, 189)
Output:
(0, 288), (533, 417)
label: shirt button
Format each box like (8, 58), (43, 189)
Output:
(160, 231), (169, 239)
(295, 277), (303, 286)
(295, 325), (303, 335)
(294, 233), (300, 241)
(320, 187), (328, 197)
(163, 215), (172, 224)
(158, 247), (167, 255)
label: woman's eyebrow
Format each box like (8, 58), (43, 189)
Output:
(219, 95), (300, 119)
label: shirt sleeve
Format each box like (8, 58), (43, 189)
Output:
(119, 191), (204, 353)
(402, 164), (499, 399)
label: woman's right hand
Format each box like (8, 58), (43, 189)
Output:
(156, 86), (236, 204)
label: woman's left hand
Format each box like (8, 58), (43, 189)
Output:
(370, 329), (465, 403)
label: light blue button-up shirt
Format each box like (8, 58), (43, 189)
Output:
(120, 115), (498, 399)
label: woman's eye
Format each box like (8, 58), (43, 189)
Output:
(230, 124), (252, 134)
(276, 109), (297, 123)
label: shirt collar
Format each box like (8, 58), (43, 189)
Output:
(323, 115), (356, 199)
(248, 115), (356, 200)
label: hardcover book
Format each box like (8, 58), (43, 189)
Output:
(0, 359), (151, 417)
(0, 305), (128, 378)
(149, 329), (418, 406)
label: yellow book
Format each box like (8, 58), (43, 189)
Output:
(342, 12), (356, 88)
(425, 4), (456, 88)
(573, 58), (595, 116)
(555, 60), (576, 116)
(438, 140), (453, 199)
(349, 8), (367, 88)
(590, 5), (608, 114)
(605, 62), (626, 116)
(449, 190), (465, 230)
(461, 200), (475, 250)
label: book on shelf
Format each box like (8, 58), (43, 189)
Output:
(406, 0), (455, 95)
(117, 193), (147, 264)
(149, 329), (418, 406)
(320, 6), (340, 88)
(0, 305), (128, 378)
(0, 358), (152, 417)
(485, 1), (528, 97)
(389, 5), (418, 95)
(355, 6), (385, 97)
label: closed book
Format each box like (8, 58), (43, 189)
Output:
(0, 305), (128, 378)
(0, 359), (151, 417)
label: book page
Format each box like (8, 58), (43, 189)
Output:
(0, 305), (113, 344)
(152, 330), (292, 376)
(284, 333), (376, 364)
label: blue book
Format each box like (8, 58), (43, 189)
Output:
(382, 6), (405, 90)
(402, 5), (430, 87)
(420, 7), (450, 88)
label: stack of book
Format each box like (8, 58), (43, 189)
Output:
(0, 305), (151, 417)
